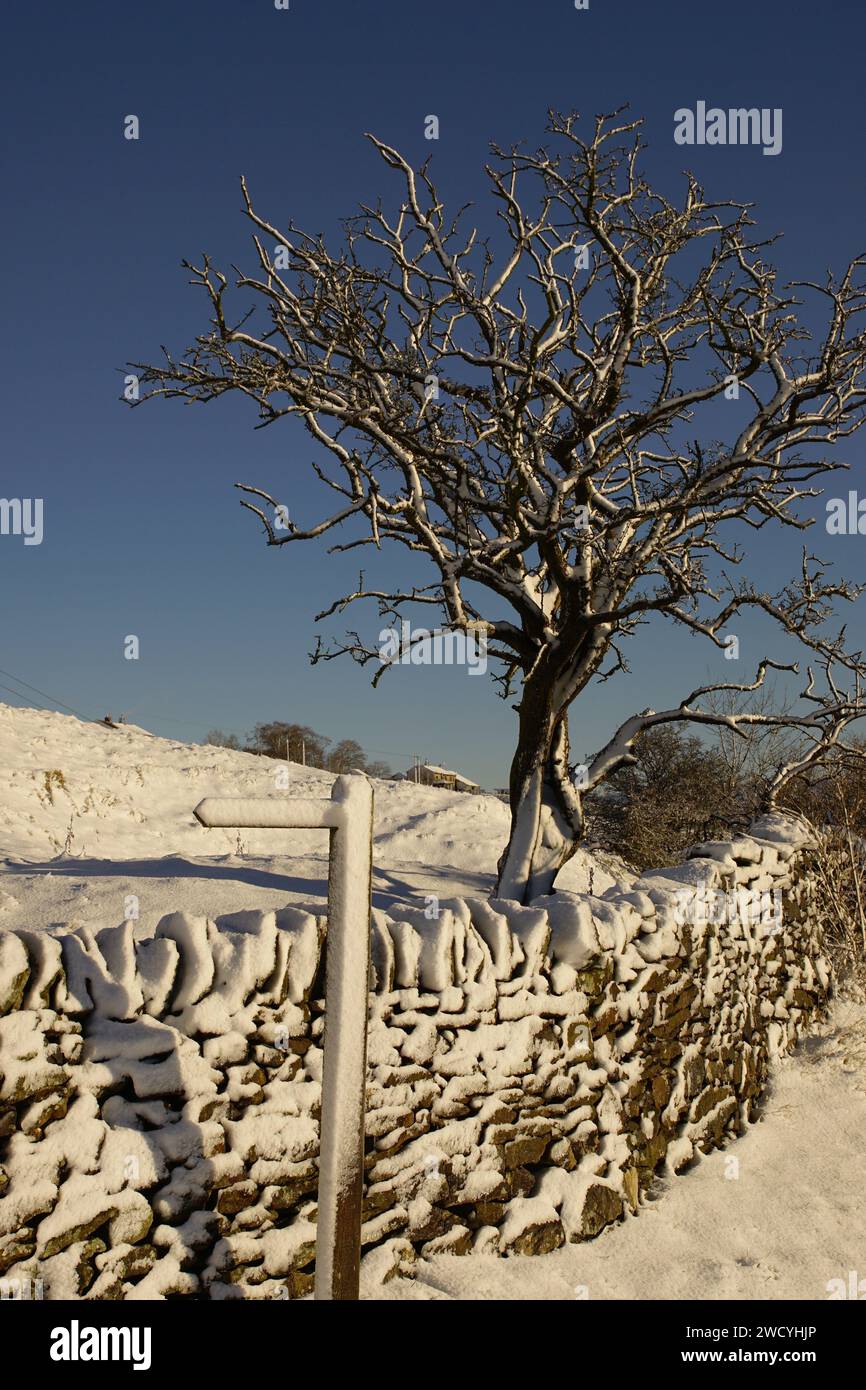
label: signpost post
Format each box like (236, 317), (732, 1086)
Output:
(193, 773), (374, 1301)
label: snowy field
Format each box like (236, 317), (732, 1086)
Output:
(0, 704), (627, 939)
(1, 701), (864, 1301)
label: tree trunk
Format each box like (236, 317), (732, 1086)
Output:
(495, 690), (583, 903)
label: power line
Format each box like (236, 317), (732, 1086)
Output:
(0, 683), (49, 710)
(0, 670), (446, 769)
(127, 713), (222, 728)
(135, 714), (420, 762)
(0, 667), (94, 723)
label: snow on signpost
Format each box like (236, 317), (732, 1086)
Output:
(193, 773), (374, 1301)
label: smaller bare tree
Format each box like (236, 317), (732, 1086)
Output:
(781, 744), (866, 971)
(587, 724), (744, 869)
(204, 729), (242, 750)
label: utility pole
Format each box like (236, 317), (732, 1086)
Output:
(302, 737), (306, 767)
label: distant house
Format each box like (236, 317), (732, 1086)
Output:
(452, 771), (481, 794)
(406, 762), (480, 793)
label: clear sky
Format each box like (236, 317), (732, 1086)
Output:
(2, 0), (866, 788)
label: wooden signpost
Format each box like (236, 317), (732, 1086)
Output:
(193, 773), (374, 1301)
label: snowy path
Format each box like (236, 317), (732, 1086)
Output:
(369, 1000), (866, 1301)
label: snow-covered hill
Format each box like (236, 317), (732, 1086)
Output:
(0, 703), (627, 935)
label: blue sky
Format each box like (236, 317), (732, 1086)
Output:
(2, 0), (866, 788)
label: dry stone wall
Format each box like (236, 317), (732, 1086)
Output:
(0, 814), (829, 1299)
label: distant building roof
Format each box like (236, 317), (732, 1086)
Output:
(406, 762), (480, 789)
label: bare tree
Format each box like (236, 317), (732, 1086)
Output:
(328, 738), (367, 773)
(781, 744), (866, 969)
(705, 678), (799, 795)
(246, 721), (330, 766)
(132, 110), (866, 902)
(204, 728), (242, 751)
(587, 725), (745, 869)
